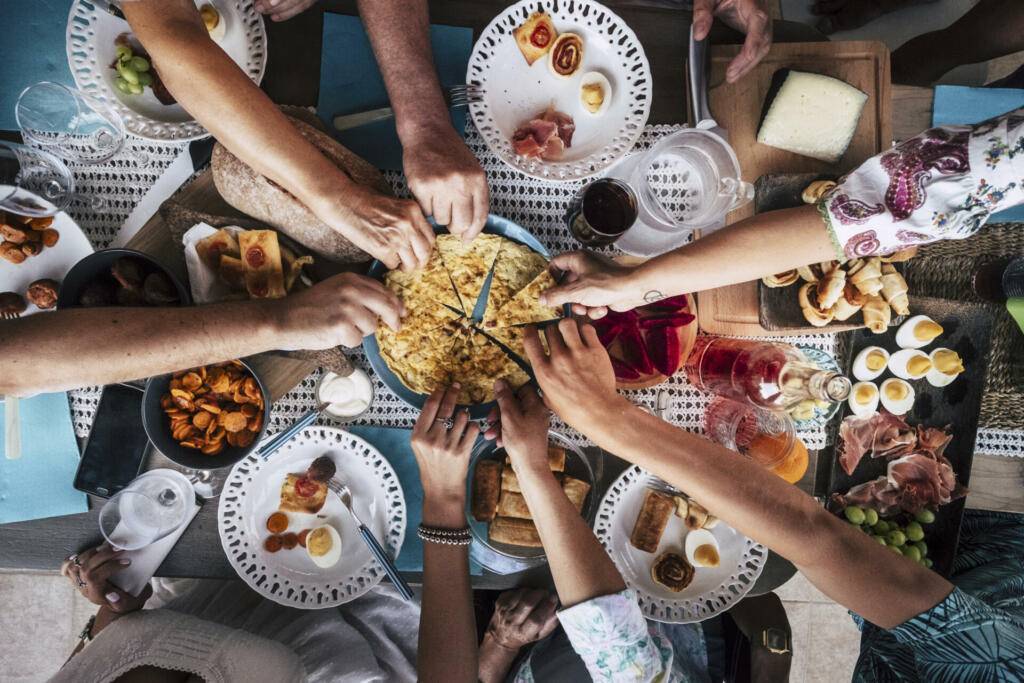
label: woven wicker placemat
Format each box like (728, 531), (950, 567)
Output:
(902, 223), (1024, 430)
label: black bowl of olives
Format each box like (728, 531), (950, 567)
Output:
(57, 248), (191, 310)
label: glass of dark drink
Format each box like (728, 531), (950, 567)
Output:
(566, 178), (638, 247)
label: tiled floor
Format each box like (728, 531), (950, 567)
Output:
(778, 573), (864, 682)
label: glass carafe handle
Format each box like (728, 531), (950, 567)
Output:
(720, 177), (754, 212)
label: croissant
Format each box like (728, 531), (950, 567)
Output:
(762, 270), (799, 287)
(848, 257), (883, 296)
(799, 282), (834, 327)
(880, 263), (910, 315)
(880, 246), (918, 263)
(862, 293), (891, 333)
(817, 266), (847, 309)
(832, 282), (866, 321)
(802, 180), (837, 204)
(797, 263), (826, 282)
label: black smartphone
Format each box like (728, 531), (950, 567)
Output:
(74, 384), (151, 498)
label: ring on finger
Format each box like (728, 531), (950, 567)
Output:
(76, 578), (87, 588)
(72, 554), (83, 568)
(435, 417), (455, 431)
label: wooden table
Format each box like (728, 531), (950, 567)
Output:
(1, 5), (1021, 587)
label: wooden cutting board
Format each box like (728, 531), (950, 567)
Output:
(696, 41), (892, 336)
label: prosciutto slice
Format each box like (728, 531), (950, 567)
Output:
(831, 453), (967, 516)
(837, 411), (916, 475)
(511, 107), (575, 161)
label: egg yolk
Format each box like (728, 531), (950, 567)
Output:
(933, 350), (964, 375)
(913, 320), (943, 342)
(694, 544), (720, 567)
(885, 382), (909, 401)
(855, 385), (877, 404)
(865, 350), (887, 371)
(307, 528), (333, 557)
(907, 355), (933, 375)
(582, 82), (605, 113)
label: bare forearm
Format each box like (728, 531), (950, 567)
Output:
(517, 468), (625, 608)
(123, 1), (355, 214)
(576, 399), (951, 627)
(358, 0), (449, 139)
(632, 205), (836, 298)
(0, 301), (282, 395)
(419, 498), (477, 683)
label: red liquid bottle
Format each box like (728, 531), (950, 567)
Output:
(683, 337), (851, 410)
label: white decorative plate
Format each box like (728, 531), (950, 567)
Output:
(593, 466), (767, 623)
(66, 0), (267, 142)
(467, 0), (651, 180)
(218, 426), (407, 609)
(0, 185), (94, 316)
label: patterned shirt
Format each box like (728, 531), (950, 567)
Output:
(819, 106), (1024, 261)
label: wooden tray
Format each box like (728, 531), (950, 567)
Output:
(696, 41), (892, 336)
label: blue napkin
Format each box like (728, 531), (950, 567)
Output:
(933, 85), (1024, 222)
(0, 392), (88, 524)
(347, 425), (482, 574)
(317, 13), (473, 171)
(0, 0), (77, 132)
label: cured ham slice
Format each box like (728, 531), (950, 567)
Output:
(837, 411), (917, 475)
(831, 453), (967, 516)
(511, 107), (575, 161)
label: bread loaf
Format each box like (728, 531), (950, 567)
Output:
(211, 115), (393, 263)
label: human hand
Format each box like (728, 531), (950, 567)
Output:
(524, 319), (624, 431)
(486, 588), (559, 651)
(403, 124), (489, 241)
(279, 272), (404, 349)
(254, 0), (317, 22)
(540, 251), (644, 319)
(323, 184), (435, 272)
(693, 0), (772, 83)
(485, 380), (550, 476)
(61, 544), (152, 614)
(411, 385), (479, 508)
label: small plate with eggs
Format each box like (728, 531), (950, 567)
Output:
(218, 426), (407, 609)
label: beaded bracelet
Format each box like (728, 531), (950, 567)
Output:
(417, 524), (473, 546)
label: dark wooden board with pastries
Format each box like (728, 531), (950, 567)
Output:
(824, 296), (994, 577)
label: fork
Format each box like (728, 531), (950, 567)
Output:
(332, 84), (484, 131)
(326, 475), (414, 601)
(1, 311), (21, 320)
(1, 311), (20, 460)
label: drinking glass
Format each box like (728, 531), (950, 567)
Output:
(0, 141), (77, 217)
(16, 82), (148, 166)
(99, 471), (191, 550)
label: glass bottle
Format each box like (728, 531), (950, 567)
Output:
(683, 337), (851, 411)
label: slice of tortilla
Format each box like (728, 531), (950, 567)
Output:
(490, 269), (564, 327)
(436, 233), (502, 313)
(482, 241), (548, 327)
(385, 245), (463, 313)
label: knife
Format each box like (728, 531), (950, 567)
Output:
(113, 137), (216, 248)
(687, 25), (728, 141)
(91, 0), (127, 22)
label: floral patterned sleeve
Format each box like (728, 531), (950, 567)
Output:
(554, 589), (674, 682)
(818, 106), (1024, 261)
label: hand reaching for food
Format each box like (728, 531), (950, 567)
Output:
(540, 251), (647, 318)
(403, 124), (490, 242)
(280, 272), (404, 349)
(487, 379), (550, 475)
(411, 385), (479, 509)
(486, 588), (560, 650)
(323, 185), (435, 272)
(253, 0), (318, 22)
(61, 543), (151, 614)
(692, 0), (773, 83)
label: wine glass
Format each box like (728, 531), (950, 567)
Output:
(15, 81), (148, 166)
(99, 471), (191, 551)
(0, 141), (77, 217)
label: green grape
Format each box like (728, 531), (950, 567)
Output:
(871, 535), (887, 546)
(905, 522), (925, 542)
(844, 506), (866, 525)
(137, 71), (153, 87)
(863, 509), (879, 526)
(902, 545), (922, 562)
(115, 45), (132, 63)
(886, 530), (907, 547)
(128, 82), (144, 95)
(114, 77), (133, 94)
(924, 558), (933, 569)
(872, 521), (890, 535)
(117, 63), (140, 85)
(913, 541), (928, 557)
(130, 56), (150, 72)
(915, 509), (936, 524)
(888, 544), (902, 554)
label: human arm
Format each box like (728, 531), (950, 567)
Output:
(525, 320), (953, 629)
(253, 0), (317, 23)
(121, 0), (432, 270)
(477, 588), (559, 683)
(693, 0), (773, 82)
(410, 385), (479, 683)
(0, 273), (400, 396)
(357, 0), (489, 239)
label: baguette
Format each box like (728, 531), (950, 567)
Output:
(470, 461), (502, 522)
(630, 490), (675, 553)
(489, 516), (542, 547)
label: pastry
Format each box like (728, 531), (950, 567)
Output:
(561, 476), (590, 514)
(495, 491), (533, 520)
(801, 179), (837, 204)
(651, 552), (695, 592)
(471, 460), (502, 522)
(489, 516), (542, 547)
(761, 270), (799, 288)
(880, 263), (909, 315)
(798, 282), (834, 327)
(848, 257), (883, 296)
(279, 473), (328, 514)
(630, 490), (675, 553)
(238, 230), (286, 299)
(548, 32), (583, 78)
(684, 500), (710, 530)
(831, 283), (866, 322)
(816, 265), (846, 309)
(26, 279), (59, 309)
(513, 11), (556, 66)
(881, 247), (918, 263)
(862, 294), (891, 334)
(195, 228), (240, 270)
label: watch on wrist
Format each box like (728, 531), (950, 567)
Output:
(761, 627), (791, 655)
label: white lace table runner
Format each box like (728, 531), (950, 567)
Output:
(57, 125), (1022, 458)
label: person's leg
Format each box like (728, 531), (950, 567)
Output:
(727, 592), (793, 682)
(811, 0), (938, 35)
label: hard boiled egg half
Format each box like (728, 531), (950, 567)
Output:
(847, 381), (879, 417)
(852, 346), (889, 382)
(895, 315), (943, 349)
(305, 524), (342, 568)
(199, 3), (226, 43)
(888, 349), (932, 380)
(579, 71), (612, 116)
(879, 378), (915, 415)
(684, 528), (720, 568)
(927, 348), (965, 387)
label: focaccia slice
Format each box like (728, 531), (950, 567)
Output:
(279, 473), (328, 514)
(217, 254), (247, 292)
(195, 228), (241, 270)
(513, 11), (557, 66)
(436, 233), (502, 314)
(491, 269), (563, 327)
(238, 230), (286, 298)
(483, 241), (548, 327)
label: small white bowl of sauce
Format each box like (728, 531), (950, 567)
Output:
(315, 369), (374, 423)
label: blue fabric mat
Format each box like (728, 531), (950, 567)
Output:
(316, 13), (473, 171)
(933, 85), (1024, 223)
